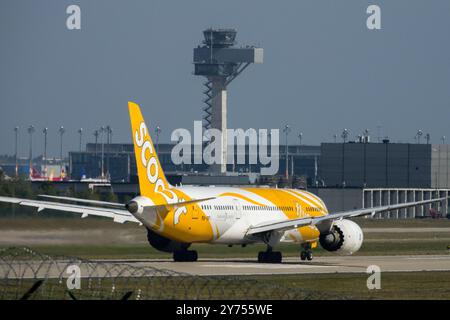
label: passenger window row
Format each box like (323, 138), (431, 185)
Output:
(200, 205), (234, 210)
(242, 205), (294, 212)
(199, 204), (305, 212)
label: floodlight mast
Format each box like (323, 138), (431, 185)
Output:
(193, 28), (263, 174)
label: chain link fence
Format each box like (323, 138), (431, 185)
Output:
(0, 247), (349, 300)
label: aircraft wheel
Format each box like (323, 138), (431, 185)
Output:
(271, 251), (282, 263)
(306, 251), (313, 261)
(258, 252), (265, 263)
(300, 251), (307, 261)
(258, 251), (282, 263)
(189, 250), (198, 262)
(173, 250), (198, 262)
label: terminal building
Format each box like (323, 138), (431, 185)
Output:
(320, 142), (450, 188)
(313, 141), (450, 218)
(68, 142), (321, 185)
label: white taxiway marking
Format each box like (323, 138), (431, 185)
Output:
(406, 256), (450, 260)
(201, 264), (329, 269)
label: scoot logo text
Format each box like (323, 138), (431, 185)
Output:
(135, 122), (179, 204)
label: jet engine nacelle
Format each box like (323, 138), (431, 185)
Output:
(319, 220), (363, 255)
(146, 228), (190, 253)
(126, 196), (154, 215)
(126, 196), (160, 228)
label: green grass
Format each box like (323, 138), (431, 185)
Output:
(0, 216), (142, 230)
(242, 271), (450, 299)
(352, 217), (450, 228)
(2, 272), (450, 300)
(364, 232), (450, 240)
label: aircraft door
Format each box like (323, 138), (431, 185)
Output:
(233, 199), (242, 220)
(191, 205), (199, 219)
(295, 202), (303, 218)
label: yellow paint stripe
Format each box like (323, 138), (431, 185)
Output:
(219, 192), (268, 207)
(244, 188), (299, 219)
(282, 189), (318, 209)
(294, 189), (326, 209)
(304, 190), (327, 209)
(290, 189), (327, 213)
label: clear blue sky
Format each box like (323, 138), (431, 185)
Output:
(1, 0), (450, 157)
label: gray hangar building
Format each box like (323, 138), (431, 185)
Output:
(312, 142), (450, 218)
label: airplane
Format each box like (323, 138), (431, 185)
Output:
(0, 101), (447, 263)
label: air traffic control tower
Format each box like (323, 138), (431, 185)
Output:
(193, 28), (263, 173)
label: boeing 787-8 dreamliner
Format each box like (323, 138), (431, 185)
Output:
(0, 102), (446, 262)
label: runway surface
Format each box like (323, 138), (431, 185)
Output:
(96, 254), (450, 276)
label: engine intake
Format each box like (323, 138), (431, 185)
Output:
(126, 201), (139, 214)
(319, 220), (363, 255)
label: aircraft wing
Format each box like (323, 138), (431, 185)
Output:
(246, 196), (448, 235)
(0, 195), (216, 224)
(37, 194), (215, 210)
(0, 196), (139, 224)
(38, 195), (124, 207)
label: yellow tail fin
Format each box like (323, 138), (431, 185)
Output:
(128, 101), (176, 204)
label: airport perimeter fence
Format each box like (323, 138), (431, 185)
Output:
(0, 247), (349, 300)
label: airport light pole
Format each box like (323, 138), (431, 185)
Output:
(425, 133), (430, 145)
(43, 127), (48, 179)
(105, 125), (112, 144)
(93, 129), (99, 177)
(363, 129), (370, 143)
(106, 126), (112, 179)
(59, 126), (65, 177)
(297, 132), (303, 176)
(93, 129), (99, 154)
(155, 126), (161, 154)
(298, 132), (303, 145)
(333, 134), (337, 143)
(27, 125), (35, 178)
(78, 128), (83, 152)
(341, 129), (349, 187)
(14, 126), (19, 178)
(100, 126), (105, 178)
(445, 136), (449, 188)
(283, 125), (291, 179)
(341, 129), (349, 143)
(416, 130), (423, 144)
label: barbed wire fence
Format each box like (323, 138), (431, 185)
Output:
(0, 247), (349, 300)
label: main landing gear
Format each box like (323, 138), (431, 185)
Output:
(257, 246), (282, 263)
(300, 243), (313, 261)
(173, 250), (198, 262)
(300, 251), (313, 261)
